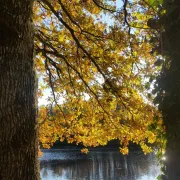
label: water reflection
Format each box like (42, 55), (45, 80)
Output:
(40, 149), (160, 180)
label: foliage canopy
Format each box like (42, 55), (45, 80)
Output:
(34, 0), (165, 154)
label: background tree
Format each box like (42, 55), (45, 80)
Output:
(157, 0), (180, 179)
(0, 0), (39, 179)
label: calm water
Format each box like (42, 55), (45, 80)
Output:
(40, 148), (160, 180)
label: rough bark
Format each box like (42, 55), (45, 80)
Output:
(161, 1), (180, 179)
(0, 0), (39, 179)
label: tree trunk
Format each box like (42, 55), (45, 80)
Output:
(0, 0), (39, 179)
(162, 1), (180, 179)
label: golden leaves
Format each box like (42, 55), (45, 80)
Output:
(81, 148), (89, 154)
(34, 0), (163, 155)
(120, 147), (129, 155)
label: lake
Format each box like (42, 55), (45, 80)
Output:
(40, 148), (161, 180)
